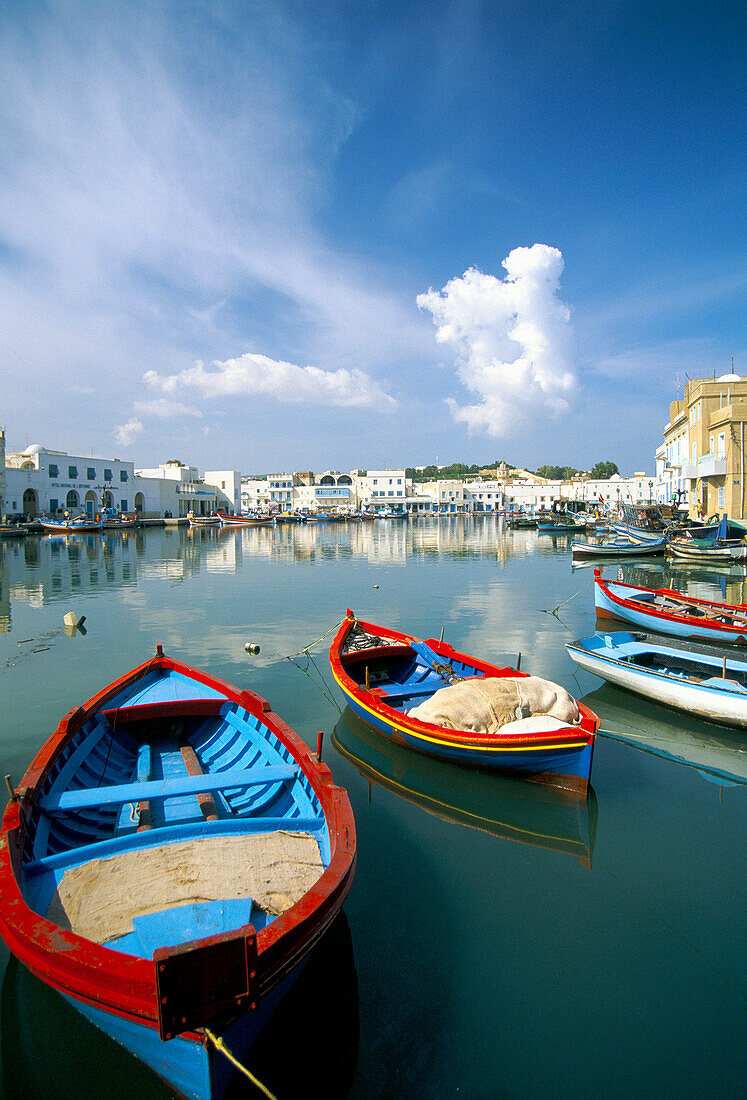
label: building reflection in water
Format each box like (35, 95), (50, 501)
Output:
(0, 517), (554, 631)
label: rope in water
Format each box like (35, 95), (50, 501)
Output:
(204, 1028), (279, 1100)
(284, 618), (345, 660)
(540, 575), (596, 616)
(283, 618), (346, 714)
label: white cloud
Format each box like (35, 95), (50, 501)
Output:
(115, 418), (144, 446)
(143, 352), (396, 409)
(134, 398), (203, 419)
(417, 244), (576, 436)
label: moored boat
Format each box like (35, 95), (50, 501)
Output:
(537, 519), (586, 533)
(0, 523), (27, 538)
(567, 630), (747, 728)
(666, 530), (747, 563)
(39, 516), (103, 534)
(187, 512), (221, 528)
(593, 568), (747, 643)
(571, 537), (666, 558)
(329, 612), (598, 795)
(216, 510), (274, 528)
(101, 508), (137, 530)
(581, 684), (747, 787)
(0, 648), (356, 1099)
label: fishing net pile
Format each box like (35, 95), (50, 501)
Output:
(407, 675), (580, 735)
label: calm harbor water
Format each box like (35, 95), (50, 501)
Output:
(0, 519), (744, 1099)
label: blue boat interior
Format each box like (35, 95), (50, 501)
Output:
(20, 667), (329, 956)
(584, 634), (747, 690)
(343, 638), (485, 712)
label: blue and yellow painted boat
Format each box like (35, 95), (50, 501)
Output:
(329, 612), (598, 795)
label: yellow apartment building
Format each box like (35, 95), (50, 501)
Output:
(663, 372), (747, 520)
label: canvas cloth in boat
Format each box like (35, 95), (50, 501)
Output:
(46, 831), (323, 946)
(407, 676), (579, 734)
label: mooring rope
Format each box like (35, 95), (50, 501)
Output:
(539, 575), (596, 617)
(204, 1028), (278, 1099)
(284, 618), (345, 661)
(283, 618), (346, 714)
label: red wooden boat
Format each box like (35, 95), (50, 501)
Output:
(0, 648), (356, 1098)
(329, 612), (598, 795)
(594, 568), (747, 644)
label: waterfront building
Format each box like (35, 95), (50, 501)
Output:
(240, 477), (269, 513)
(354, 470), (410, 513)
(661, 372), (747, 519)
(267, 472), (298, 511)
(134, 460), (219, 518)
(462, 479), (506, 512)
(6, 445), (142, 519)
(204, 470), (242, 514)
(311, 471), (355, 513)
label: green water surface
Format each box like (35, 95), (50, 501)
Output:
(0, 520), (743, 1098)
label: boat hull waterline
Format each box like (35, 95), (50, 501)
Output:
(329, 612), (598, 795)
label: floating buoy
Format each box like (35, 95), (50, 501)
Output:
(244, 643), (260, 655)
(373, 584), (379, 589)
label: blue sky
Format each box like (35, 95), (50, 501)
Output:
(1, 0), (744, 475)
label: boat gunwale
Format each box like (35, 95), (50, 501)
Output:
(0, 650), (356, 1037)
(329, 613), (597, 752)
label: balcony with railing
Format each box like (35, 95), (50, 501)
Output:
(698, 453), (727, 477)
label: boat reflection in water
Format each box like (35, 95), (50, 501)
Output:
(332, 709), (598, 869)
(583, 684), (747, 787)
(2, 911), (359, 1100)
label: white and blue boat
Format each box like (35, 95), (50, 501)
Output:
(0, 648), (356, 1099)
(567, 631), (747, 728)
(571, 536), (666, 558)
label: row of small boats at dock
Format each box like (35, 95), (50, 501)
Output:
(1, 502), (746, 1097)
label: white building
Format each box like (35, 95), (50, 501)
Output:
(6, 445), (143, 519)
(204, 470), (242, 513)
(134, 460), (219, 518)
(241, 478), (269, 513)
(354, 470), (409, 512)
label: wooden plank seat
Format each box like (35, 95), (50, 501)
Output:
(38, 763), (297, 815)
(101, 699), (227, 724)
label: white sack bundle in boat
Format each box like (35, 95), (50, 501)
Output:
(407, 675), (579, 734)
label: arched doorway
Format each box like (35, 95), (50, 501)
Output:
(102, 491), (114, 509)
(134, 492), (144, 513)
(66, 490), (79, 510)
(22, 489), (38, 518)
(85, 490), (97, 517)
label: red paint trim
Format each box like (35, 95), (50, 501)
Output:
(0, 650), (356, 1038)
(593, 570), (747, 640)
(329, 614), (598, 752)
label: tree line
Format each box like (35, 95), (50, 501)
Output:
(406, 460), (619, 483)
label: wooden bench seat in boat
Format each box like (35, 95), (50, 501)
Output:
(38, 763), (297, 815)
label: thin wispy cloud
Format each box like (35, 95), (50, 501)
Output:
(418, 244), (576, 437)
(143, 352), (396, 409)
(0, 1), (422, 454)
(133, 399), (203, 419)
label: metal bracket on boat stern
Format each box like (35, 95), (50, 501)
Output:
(154, 925), (259, 1040)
